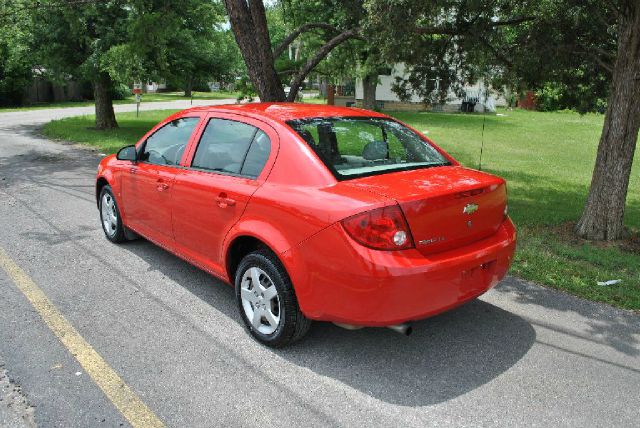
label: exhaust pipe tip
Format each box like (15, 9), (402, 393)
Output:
(387, 323), (413, 336)
(334, 322), (413, 336)
(333, 322), (365, 331)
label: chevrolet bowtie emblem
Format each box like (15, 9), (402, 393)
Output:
(463, 203), (478, 215)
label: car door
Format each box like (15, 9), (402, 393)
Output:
(171, 114), (276, 274)
(120, 116), (201, 241)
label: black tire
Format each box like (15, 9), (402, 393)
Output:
(235, 249), (312, 347)
(99, 185), (126, 243)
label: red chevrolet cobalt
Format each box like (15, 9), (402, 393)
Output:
(96, 103), (516, 347)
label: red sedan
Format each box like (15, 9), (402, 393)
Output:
(96, 103), (516, 347)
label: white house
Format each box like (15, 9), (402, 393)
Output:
(355, 63), (507, 112)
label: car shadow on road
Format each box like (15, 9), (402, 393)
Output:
(121, 239), (535, 407)
(276, 300), (535, 406)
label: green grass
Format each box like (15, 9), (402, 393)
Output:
(42, 110), (180, 153)
(301, 97), (327, 104)
(0, 91), (238, 112)
(41, 107), (640, 310)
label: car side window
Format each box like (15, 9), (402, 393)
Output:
(240, 130), (271, 178)
(191, 119), (271, 178)
(140, 117), (199, 166)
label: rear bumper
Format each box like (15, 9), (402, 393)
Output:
(282, 218), (516, 326)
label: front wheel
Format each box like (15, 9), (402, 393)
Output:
(99, 185), (126, 243)
(235, 249), (311, 347)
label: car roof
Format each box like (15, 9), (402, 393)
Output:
(180, 102), (389, 123)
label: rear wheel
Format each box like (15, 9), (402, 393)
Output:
(235, 249), (311, 347)
(99, 185), (126, 243)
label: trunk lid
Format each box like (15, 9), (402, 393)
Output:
(342, 166), (507, 254)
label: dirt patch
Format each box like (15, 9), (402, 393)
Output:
(551, 222), (640, 255)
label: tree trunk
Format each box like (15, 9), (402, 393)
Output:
(575, 4), (640, 240)
(184, 78), (193, 98)
(93, 73), (118, 130)
(223, 0), (285, 101)
(362, 73), (378, 110)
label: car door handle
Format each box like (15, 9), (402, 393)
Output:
(215, 193), (236, 208)
(156, 179), (170, 192)
(130, 167), (137, 174)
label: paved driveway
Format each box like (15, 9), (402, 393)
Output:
(0, 102), (638, 427)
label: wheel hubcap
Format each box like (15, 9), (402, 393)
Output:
(240, 267), (281, 335)
(101, 193), (118, 237)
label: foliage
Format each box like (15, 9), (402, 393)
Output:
(0, 0), (34, 106)
(110, 83), (132, 101)
(499, 0), (617, 114)
(362, 0), (618, 114)
(5, 0), (240, 108)
(235, 76), (257, 102)
(128, 0), (237, 92)
(277, 0), (371, 84)
(363, 0), (520, 104)
(29, 0), (131, 83)
(535, 83), (566, 112)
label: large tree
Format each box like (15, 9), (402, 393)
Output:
(124, 0), (232, 98)
(497, 0), (639, 240)
(572, 2), (639, 240)
(30, 0), (131, 129)
(223, 0), (364, 101)
(29, 0), (231, 129)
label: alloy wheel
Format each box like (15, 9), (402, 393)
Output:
(240, 267), (281, 335)
(101, 193), (118, 238)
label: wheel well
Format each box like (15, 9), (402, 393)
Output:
(96, 177), (109, 207)
(226, 236), (271, 283)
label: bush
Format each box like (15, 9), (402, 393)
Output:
(0, 40), (33, 107)
(109, 83), (131, 100)
(535, 83), (565, 112)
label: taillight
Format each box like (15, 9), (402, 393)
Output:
(341, 205), (414, 250)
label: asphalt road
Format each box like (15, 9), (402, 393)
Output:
(0, 101), (639, 427)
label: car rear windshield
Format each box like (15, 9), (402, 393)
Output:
(287, 117), (450, 179)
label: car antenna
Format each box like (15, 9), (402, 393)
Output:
(478, 84), (488, 171)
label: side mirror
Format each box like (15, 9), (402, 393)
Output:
(116, 145), (137, 162)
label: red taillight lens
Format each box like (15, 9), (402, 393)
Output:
(341, 205), (414, 250)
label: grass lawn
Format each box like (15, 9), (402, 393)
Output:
(0, 91), (238, 112)
(42, 110), (180, 153)
(41, 107), (640, 310)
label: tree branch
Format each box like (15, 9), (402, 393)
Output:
(478, 37), (513, 68)
(286, 28), (363, 101)
(415, 27), (461, 36)
(274, 23), (341, 58)
(490, 16), (536, 27)
(416, 15), (536, 36)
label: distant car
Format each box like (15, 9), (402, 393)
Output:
(96, 103), (516, 347)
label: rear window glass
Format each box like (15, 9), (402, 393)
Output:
(287, 117), (449, 179)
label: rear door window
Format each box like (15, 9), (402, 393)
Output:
(191, 118), (271, 178)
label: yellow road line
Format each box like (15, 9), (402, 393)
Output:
(0, 246), (164, 428)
